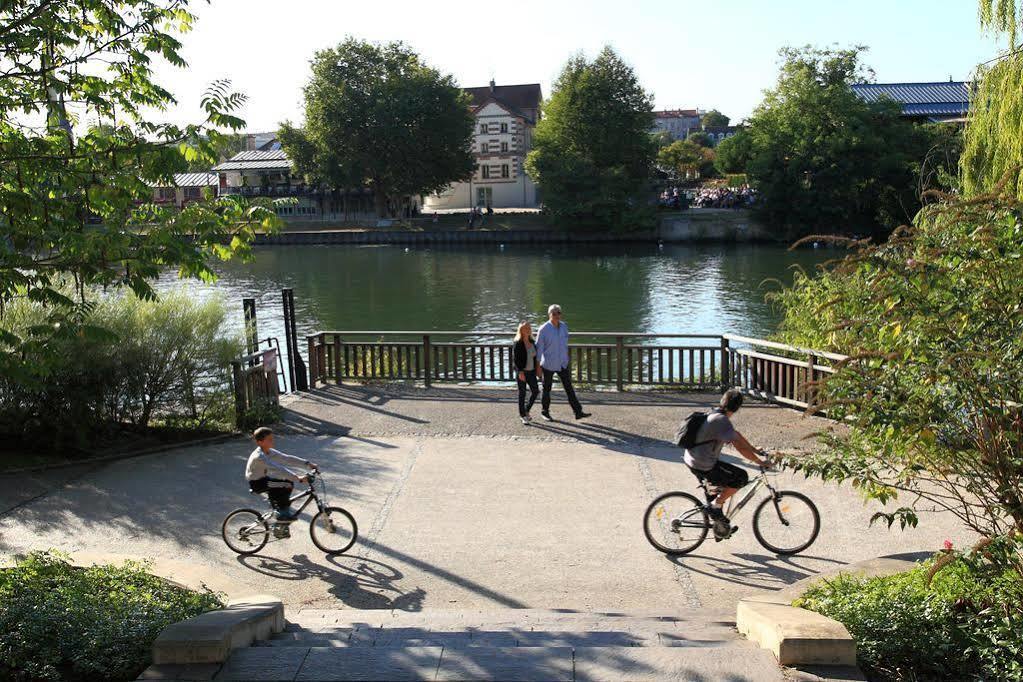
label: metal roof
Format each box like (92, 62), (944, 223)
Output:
(213, 149), (292, 172)
(851, 82), (970, 117)
(173, 172), (218, 187)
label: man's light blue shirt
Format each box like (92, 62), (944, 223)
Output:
(535, 320), (571, 371)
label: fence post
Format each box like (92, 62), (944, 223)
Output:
(423, 334), (432, 388)
(307, 335), (318, 388)
(805, 353), (817, 407)
(720, 336), (731, 389)
(231, 360), (246, 428)
(333, 334), (342, 385)
(615, 335), (624, 392)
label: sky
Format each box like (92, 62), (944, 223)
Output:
(153, 0), (1003, 132)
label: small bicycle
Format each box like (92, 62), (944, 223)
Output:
(643, 457), (820, 556)
(221, 472), (358, 556)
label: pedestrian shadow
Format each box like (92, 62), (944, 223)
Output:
(670, 552), (847, 591)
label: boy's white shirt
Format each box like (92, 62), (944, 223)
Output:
(246, 447), (308, 482)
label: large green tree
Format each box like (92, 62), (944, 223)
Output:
(744, 46), (929, 239)
(700, 109), (730, 128)
(525, 46), (656, 231)
(0, 0), (277, 383)
(279, 39), (475, 218)
(657, 140), (714, 181)
(713, 129), (753, 174)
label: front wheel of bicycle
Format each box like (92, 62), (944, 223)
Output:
(643, 492), (709, 555)
(752, 491), (820, 555)
(309, 506), (358, 555)
(222, 508), (269, 555)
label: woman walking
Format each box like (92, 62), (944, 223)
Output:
(513, 321), (541, 425)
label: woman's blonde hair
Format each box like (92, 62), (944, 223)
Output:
(514, 321), (531, 342)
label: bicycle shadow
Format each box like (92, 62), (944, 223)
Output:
(669, 552), (847, 590)
(236, 552), (426, 611)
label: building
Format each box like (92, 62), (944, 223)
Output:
(850, 81), (970, 123)
(652, 109), (703, 141)
(699, 125), (740, 145)
(424, 81), (543, 210)
(213, 147), (419, 222)
(150, 172), (218, 209)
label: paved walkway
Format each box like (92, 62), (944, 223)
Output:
(0, 385), (969, 618)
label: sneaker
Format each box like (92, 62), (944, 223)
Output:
(521, 414), (532, 425)
(540, 412), (554, 422)
(272, 523), (291, 539)
(574, 411), (591, 420)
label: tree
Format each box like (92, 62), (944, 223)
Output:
(651, 130), (674, 150)
(657, 140), (714, 181)
(279, 39), (475, 218)
(700, 109), (730, 128)
(714, 129), (753, 174)
(525, 46), (656, 231)
(743, 46), (930, 239)
(0, 1), (278, 385)
(185, 132), (248, 171)
(686, 131), (714, 148)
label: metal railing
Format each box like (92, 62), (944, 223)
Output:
(303, 331), (846, 409)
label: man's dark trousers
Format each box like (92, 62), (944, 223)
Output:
(541, 366), (583, 416)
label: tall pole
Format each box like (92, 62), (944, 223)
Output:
(243, 298), (258, 357)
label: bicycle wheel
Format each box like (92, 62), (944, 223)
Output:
(222, 508), (269, 555)
(643, 492), (709, 555)
(752, 491), (820, 555)
(309, 506), (358, 555)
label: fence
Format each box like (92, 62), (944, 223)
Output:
(302, 331), (846, 409)
(230, 349), (281, 426)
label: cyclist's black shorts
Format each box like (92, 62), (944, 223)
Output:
(688, 460), (749, 489)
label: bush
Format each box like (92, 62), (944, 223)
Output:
(0, 289), (242, 450)
(796, 555), (1023, 681)
(0, 551), (223, 681)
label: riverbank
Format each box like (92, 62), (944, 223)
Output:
(256, 208), (779, 245)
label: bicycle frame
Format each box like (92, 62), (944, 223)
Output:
(699, 469), (778, 522)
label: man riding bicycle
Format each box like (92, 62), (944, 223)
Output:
(683, 389), (770, 539)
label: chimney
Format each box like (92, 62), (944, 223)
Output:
(489, 79), (496, 93)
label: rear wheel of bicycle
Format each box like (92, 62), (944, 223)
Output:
(310, 506), (358, 555)
(222, 508), (269, 555)
(752, 491), (820, 555)
(643, 492), (709, 555)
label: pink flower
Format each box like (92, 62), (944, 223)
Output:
(943, 539), (954, 552)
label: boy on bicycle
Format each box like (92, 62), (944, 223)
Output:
(246, 427), (318, 521)
(683, 389), (769, 539)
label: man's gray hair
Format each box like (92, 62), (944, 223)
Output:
(548, 304), (562, 315)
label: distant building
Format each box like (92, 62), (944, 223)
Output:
(213, 147), (420, 222)
(652, 109), (703, 141)
(851, 81), (970, 123)
(698, 125), (740, 145)
(424, 80), (543, 210)
(150, 172), (218, 208)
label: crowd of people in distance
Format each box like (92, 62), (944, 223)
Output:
(690, 185), (757, 209)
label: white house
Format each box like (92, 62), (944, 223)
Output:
(652, 109), (703, 141)
(425, 81), (543, 210)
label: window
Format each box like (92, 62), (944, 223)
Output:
(158, 187), (175, 201)
(480, 142), (487, 153)
(482, 165), (491, 179)
(184, 187), (201, 200)
(500, 122), (508, 133)
(501, 142), (508, 152)
(501, 164), (509, 178)
(480, 124), (486, 133)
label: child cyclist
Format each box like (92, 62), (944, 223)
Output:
(246, 427), (318, 521)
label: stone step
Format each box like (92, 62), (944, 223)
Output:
(262, 629), (732, 648)
(217, 643), (784, 681)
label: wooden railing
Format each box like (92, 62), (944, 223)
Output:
(303, 331), (847, 409)
(230, 350), (280, 426)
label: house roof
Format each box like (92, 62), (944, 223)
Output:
(654, 109), (700, 119)
(213, 149), (292, 172)
(173, 172), (218, 187)
(851, 82), (970, 118)
(465, 82), (542, 121)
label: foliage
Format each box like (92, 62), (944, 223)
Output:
(280, 38), (475, 217)
(773, 190), (1023, 549)
(796, 553), (1023, 681)
(0, 551), (223, 681)
(525, 46), (656, 231)
(0, 0), (280, 398)
(714, 129), (754, 174)
(743, 46), (933, 238)
(239, 400), (283, 431)
(185, 131), (248, 171)
(657, 140), (715, 181)
(0, 289), (241, 450)
(961, 53), (1023, 198)
(686, 131), (714, 148)
(700, 109), (730, 128)
(651, 130), (674, 150)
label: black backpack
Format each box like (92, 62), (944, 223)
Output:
(675, 411), (714, 449)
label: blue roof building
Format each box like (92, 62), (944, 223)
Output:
(851, 81), (970, 123)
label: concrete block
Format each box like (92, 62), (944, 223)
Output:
(737, 601), (855, 666)
(152, 595), (284, 665)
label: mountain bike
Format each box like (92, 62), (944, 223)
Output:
(643, 458), (819, 556)
(221, 472), (358, 556)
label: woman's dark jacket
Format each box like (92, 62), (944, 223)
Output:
(513, 337), (537, 373)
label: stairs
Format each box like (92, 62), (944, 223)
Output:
(213, 608), (787, 681)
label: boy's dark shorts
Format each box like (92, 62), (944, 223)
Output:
(688, 460), (749, 489)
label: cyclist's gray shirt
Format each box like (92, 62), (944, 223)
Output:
(246, 447), (307, 482)
(683, 411), (738, 471)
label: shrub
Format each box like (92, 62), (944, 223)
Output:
(796, 555), (1023, 681)
(0, 551), (223, 681)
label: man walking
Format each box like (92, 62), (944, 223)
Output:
(535, 304), (591, 421)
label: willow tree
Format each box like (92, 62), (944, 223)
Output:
(961, 1), (1023, 196)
